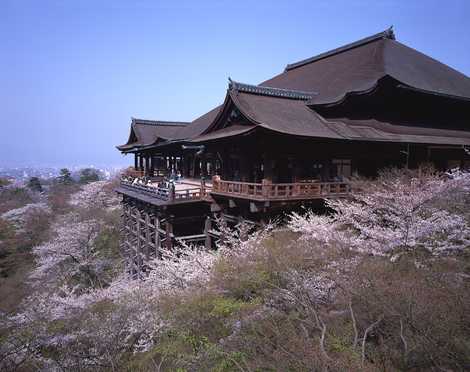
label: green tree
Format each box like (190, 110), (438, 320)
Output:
(27, 177), (43, 192)
(0, 177), (12, 188)
(57, 168), (73, 185)
(79, 168), (100, 184)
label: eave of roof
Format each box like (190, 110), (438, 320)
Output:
(191, 80), (470, 146)
(191, 125), (255, 143)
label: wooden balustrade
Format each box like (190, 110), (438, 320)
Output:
(120, 179), (206, 202)
(211, 179), (350, 200)
(121, 177), (349, 203)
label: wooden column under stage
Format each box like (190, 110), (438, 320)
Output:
(144, 155), (150, 175)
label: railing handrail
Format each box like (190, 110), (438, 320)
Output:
(215, 180), (348, 187)
(120, 179), (206, 202)
(212, 178), (350, 200)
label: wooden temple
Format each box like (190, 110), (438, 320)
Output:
(116, 28), (470, 275)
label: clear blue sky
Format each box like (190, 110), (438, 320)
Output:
(1, 0), (469, 167)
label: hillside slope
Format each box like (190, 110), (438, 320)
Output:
(1, 169), (469, 371)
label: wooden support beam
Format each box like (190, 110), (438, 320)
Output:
(204, 216), (212, 249)
(136, 209), (143, 277)
(165, 218), (173, 250)
(144, 211), (150, 261)
(155, 217), (161, 256)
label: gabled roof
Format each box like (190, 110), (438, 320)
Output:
(227, 81), (340, 138)
(190, 79), (470, 146)
(262, 28), (470, 104)
(118, 28), (470, 150)
(117, 118), (189, 151)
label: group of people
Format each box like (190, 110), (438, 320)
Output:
(123, 169), (183, 191)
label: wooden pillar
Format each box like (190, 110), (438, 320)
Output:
(200, 178), (206, 196)
(139, 155), (144, 172)
(190, 155), (196, 178)
(134, 154), (138, 170)
(155, 217), (161, 257)
(145, 155), (150, 175)
(123, 201), (135, 277)
(136, 208), (143, 277)
(204, 216), (212, 249)
(144, 211), (150, 261)
(165, 218), (173, 250)
(150, 155), (155, 176)
(169, 183), (175, 202)
(181, 155), (186, 177)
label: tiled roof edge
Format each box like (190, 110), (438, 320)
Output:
(228, 78), (317, 100)
(131, 118), (190, 126)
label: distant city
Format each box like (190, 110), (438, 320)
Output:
(0, 165), (125, 185)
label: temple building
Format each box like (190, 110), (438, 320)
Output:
(116, 28), (470, 275)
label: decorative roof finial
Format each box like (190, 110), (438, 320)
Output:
(386, 26), (396, 40)
(228, 77), (235, 90)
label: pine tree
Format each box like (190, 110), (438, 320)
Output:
(27, 177), (43, 192)
(57, 168), (73, 185)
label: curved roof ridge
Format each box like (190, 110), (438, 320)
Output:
(132, 118), (189, 126)
(284, 27), (395, 72)
(229, 78), (317, 100)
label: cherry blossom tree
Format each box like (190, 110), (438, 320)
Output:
(290, 168), (470, 257)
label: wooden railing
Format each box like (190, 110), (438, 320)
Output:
(211, 179), (350, 200)
(120, 179), (206, 202)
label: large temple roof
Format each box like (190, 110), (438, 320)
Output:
(262, 28), (470, 105)
(195, 80), (470, 145)
(118, 28), (470, 151)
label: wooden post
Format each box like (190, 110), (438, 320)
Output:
(155, 217), (161, 256)
(144, 155), (150, 176)
(144, 211), (150, 261)
(262, 178), (272, 198)
(169, 183), (175, 202)
(204, 216), (212, 249)
(136, 209), (143, 278)
(165, 218), (173, 250)
(201, 177), (207, 196)
(139, 155), (144, 172)
(134, 154), (138, 170)
(212, 175), (220, 192)
(150, 156), (155, 177)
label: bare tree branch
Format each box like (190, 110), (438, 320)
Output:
(361, 315), (384, 367)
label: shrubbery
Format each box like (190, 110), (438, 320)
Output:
(1, 168), (469, 371)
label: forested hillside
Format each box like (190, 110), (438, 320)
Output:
(1, 168), (469, 371)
